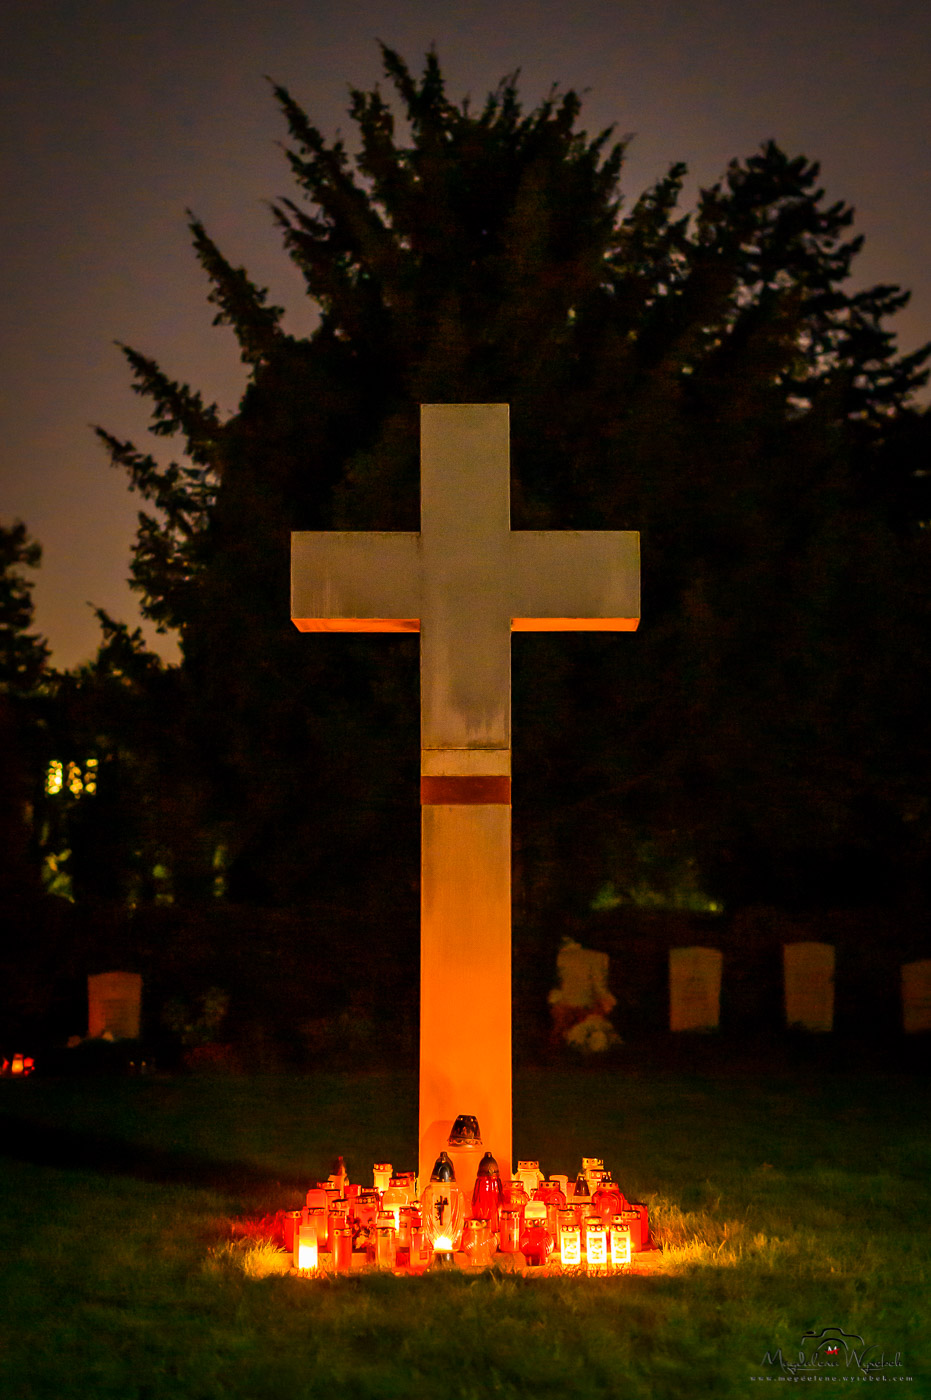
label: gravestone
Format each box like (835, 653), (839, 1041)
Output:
(292, 404), (640, 1184)
(668, 947), (722, 1032)
(783, 941), (835, 1032)
(87, 971), (142, 1040)
(901, 959), (931, 1033)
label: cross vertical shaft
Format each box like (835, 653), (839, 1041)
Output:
(418, 405), (514, 1189)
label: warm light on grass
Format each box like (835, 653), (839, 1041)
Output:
(1, 1070), (927, 1398)
(208, 1239), (292, 1279)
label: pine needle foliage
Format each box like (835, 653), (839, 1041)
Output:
(92, 45), (931, 911)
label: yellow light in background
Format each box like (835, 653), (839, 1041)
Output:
(45, 761), (63, 795)
(84, 758), (98, 795)
(66, 762), (83, 796)
(212, 842), (228, 898)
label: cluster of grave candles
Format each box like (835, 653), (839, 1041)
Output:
(287, 1150), (650, 1276)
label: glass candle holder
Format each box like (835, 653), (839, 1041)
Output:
(534, 1180), (567, 1238)
(306, 1206), (326, 1245)
(296, 1223), (318, 1273)
(585, 1215), (608, 1273)
(305, 1184), (329, 1212)
(461, 1217), (496, 1268)
(353, 1191), (380, 1226)
(381, 1178), (410, 1229)
(609, 1220), (632, 1270)
(516, 1160), (543, 1197)
(397, 1205), (415, 1250)
(559, 1222), (582, 1270)
(283, 1210), (302, 1254)
(420, 1152), (465, 1260)
(556, 1204), (579, 1250)
(581, 1157), (605, 1185)
(519, 1217), (554, 1268)
(373, 1163), (393, 1193)
(333, 1223), (353, 1273)
(572, 1171), (592, 1201)
(592, 1178), (626, 1224)
(471, 1151), (503, 1230)
(508, 1178), (529, 1214)
(630, 1202), (650, 1249)
(398, 1170), (419, 1199)
(497, 1202), (523, 1253)
(326, 1204), (348, 1254)
(374, 1212), (398, 1270)
(614, 1206), (642, 1252)
(408, 1214), (430, 1273)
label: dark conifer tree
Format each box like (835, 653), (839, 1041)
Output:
(96, 47), (931, 915)
(0, 520), (50, 903)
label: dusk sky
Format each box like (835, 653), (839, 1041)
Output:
(2, 0), (929, 669)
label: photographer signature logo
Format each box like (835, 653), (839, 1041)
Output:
(752, 1326), (912, 1381)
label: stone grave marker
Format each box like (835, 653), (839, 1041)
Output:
(87, 971), (142, 1040)
(668, 947), (722, 1031)
(783, 941), (835, 1032)
(901, 959), (931, 1033)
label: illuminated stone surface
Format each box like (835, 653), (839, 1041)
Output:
(292, 404), (640, 1186)
(87, 971), (142, 1040)
(901, 958), (931, 1033)
(668, 947), (722, 1032)
(783, 941), (835, 1032)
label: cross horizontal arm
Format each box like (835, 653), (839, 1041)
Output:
(508, 531), (640, 630)
(291, 532), (421, 632)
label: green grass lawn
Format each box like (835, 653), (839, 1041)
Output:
(0, 1066), (928, 1399)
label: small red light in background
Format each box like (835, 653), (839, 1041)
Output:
(2, 1054), (35, 1077)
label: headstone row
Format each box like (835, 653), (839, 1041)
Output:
(669, 946), (931, 1033)
(88, 953), (931, 1050)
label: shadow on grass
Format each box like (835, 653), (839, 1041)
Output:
(0, 1109), (306, 1198)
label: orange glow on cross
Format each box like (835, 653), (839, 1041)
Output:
(291, 405), (640, 1193)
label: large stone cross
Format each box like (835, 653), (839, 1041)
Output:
(292, 404), (639, 1186)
